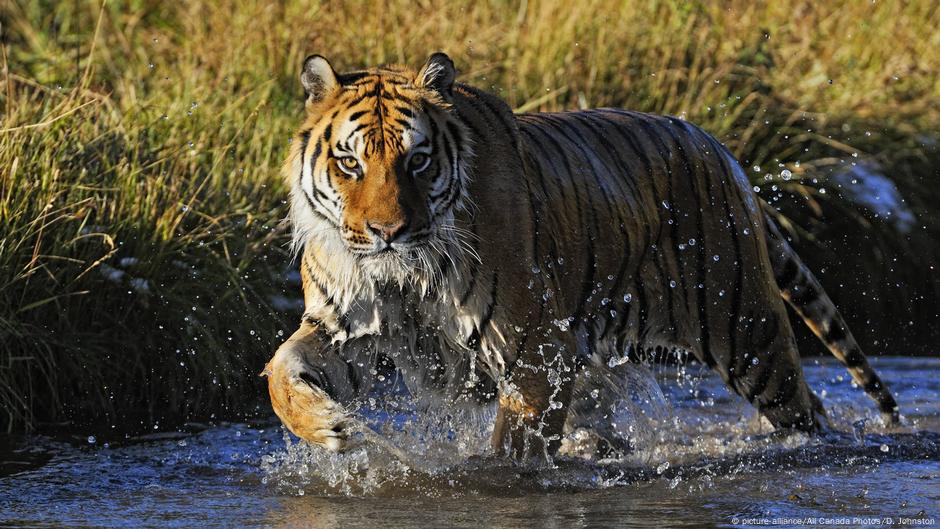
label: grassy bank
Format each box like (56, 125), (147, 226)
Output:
(2, 0), (938, 434)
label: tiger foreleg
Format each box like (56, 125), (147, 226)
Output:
(491, 342), (578, 459)
(261, 323), (362, 451)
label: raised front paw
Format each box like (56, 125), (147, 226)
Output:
(262, 342), (351, 452)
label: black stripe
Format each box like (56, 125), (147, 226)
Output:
(789, 284), (819, 306)
(459, 86), (517, 141)
(843, 347), (866, 368)
(675, 121), (720, 369)
(634, 117), (683, 336)
(350, 122), (370, 134)
(517, 127), (570, 292)
(372, 82), (386, 151)
(516, 149), (546, 356)
(823, 323), (847, 345)
(569, 115), (636, 343)
(776, 257), (800, 287)
(299, 129), (311, 158)
(445, 121), (465, 148)
(478, 273), (499, 335)
(299, 369), (334, 400)
(298, 129), (334, 223)
(523, 118), (597, 324)
(344, 358), (362, 395)
(427, 117), (455, 201)
(540, 114), (621, 324)
(707, 143), (747, 383)
(707, 135), (769, 264)
(337, 71), (370, 84)
(589, 111), (659, 354)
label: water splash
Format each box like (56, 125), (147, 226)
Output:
(258, 357), (940, 499)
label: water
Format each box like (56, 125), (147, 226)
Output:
(1, 357), (937, 528)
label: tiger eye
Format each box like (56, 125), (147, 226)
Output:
(409, 153), (429, 171)
(339, 157), (359, 171)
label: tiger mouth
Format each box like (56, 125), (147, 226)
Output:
(353, 238), (430, 258)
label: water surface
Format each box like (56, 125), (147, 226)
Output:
(1, 357), (937, 528)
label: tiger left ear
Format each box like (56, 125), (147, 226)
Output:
(301, 54), (339, 104)
(416, 52), (456, 100)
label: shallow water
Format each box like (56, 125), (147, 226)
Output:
(1, 357), (937, 529)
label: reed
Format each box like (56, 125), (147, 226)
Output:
(1, 0), (937, 432)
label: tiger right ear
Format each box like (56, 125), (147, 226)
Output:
(300, 55), (339, 104)
(416, 52), (456, 101)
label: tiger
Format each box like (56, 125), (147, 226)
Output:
(261, 52), (900, 457)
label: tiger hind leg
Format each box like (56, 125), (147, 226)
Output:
(738, 331), (828, 433)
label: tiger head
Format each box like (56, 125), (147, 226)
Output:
(286, 52), (472, 283)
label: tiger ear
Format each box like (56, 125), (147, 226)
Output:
(301, 55), (339, 104)
(416, 52), (456, 100)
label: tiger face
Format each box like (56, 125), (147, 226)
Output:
(288, 54), (471, 281)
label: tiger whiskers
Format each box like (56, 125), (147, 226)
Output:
(437, 223), (481, 266)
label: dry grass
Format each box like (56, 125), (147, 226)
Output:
(1, 0), (938, 433)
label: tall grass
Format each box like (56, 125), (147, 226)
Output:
(1, 0), (938, 433)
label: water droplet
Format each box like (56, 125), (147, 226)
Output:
(623, 293), (633, 303)
(669, 280), (677, 288)
(87, 436), (96, 444)
(781, 169), (792, 180)
(656, 461), (670, 474)
(752, 165), (761, 173)
(712, 255), (720, 262)
(752, 357), (760, 365)
(688, 238), (696, 246)
(880, 444), (889, 453)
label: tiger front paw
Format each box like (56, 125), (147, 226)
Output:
(262, 343), (351, 452)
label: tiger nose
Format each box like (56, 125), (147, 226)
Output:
(367, 219), (406, 243)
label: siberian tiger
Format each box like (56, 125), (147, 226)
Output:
(262, 52), (900, 457)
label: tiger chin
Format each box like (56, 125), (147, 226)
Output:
(262, 52), (900, 459)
